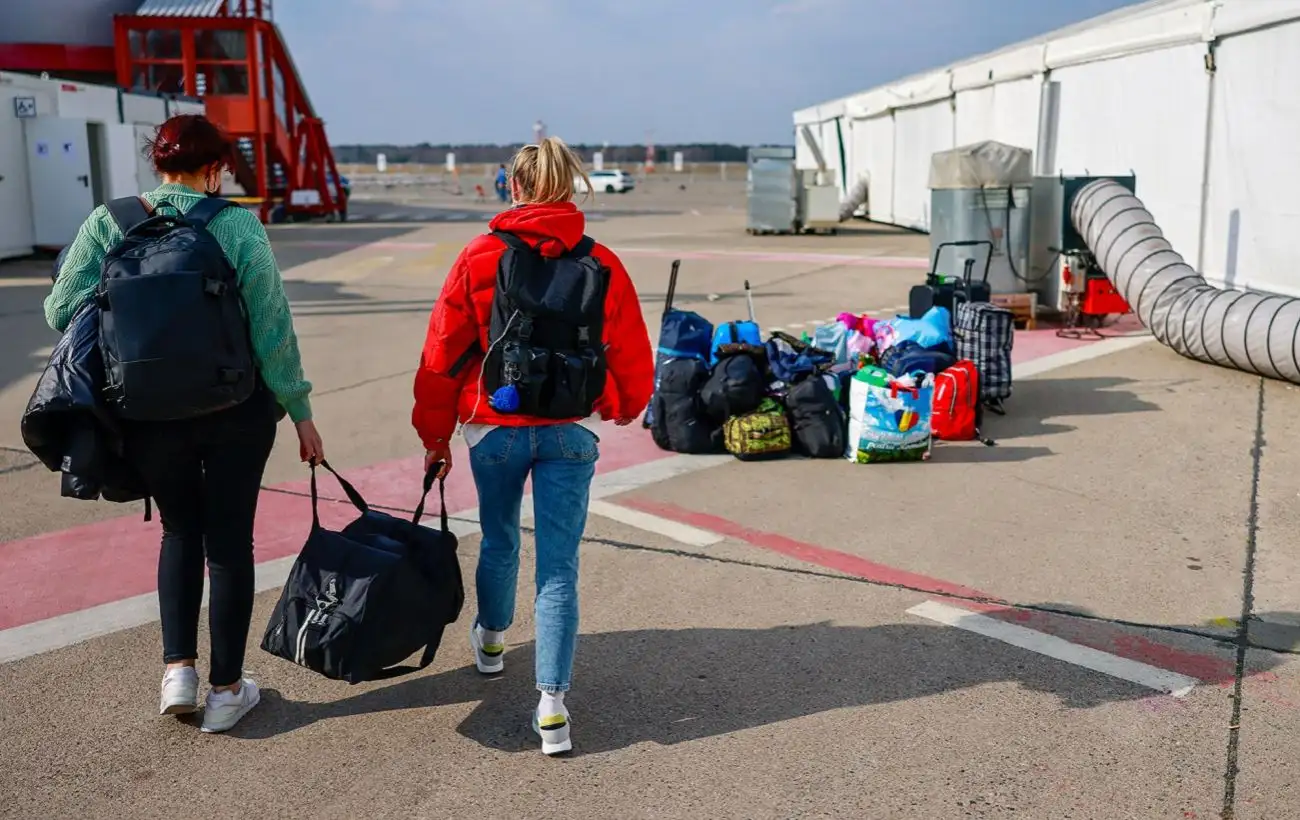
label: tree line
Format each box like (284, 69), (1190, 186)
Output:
(331, 143), (768, 165)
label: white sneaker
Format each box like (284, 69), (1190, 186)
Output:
(470, 622), (505, 675)
(200, 678), (260, 734)
(532, 696), (572, 756)
(159, 666), (199, 715)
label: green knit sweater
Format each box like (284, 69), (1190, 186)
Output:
(44, 183), (313, 422)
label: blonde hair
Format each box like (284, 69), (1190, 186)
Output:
(509, 136), (593, 204)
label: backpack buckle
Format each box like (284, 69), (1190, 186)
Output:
(577, 326), (591, 346)
(203, 278), (227, 297)
(517, 317), (534, 342)
(217, 367), (244, 384)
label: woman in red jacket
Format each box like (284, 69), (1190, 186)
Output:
(413, 137), (654, 755)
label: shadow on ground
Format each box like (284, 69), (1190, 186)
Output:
(984, 376), (1164, 440)
(234, 615), (1289, 754)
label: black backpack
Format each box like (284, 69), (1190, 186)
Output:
(481, 230), (610, 419)
(785, 374), (846, 459)
(699, 349), (767, 422)
(260, 462), (464, 684)
(96, 196), (256, 422)
(649, 357), (720, 454)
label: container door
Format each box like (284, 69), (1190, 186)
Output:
(0, 109), (35, 258)
(134, 124), (161, 192)
(23, 117), (94, 248)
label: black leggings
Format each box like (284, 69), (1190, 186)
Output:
(126, 389), (278, 687)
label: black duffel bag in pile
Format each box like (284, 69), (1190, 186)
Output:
(260, 461), (464, 684)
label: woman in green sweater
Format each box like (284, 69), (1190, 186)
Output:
(46, 114), (323, 734)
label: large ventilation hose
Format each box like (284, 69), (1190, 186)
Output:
(1071, 179), (1300, 384)
(839, 176), (869, 222)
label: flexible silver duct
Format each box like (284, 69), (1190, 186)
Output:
(1071, 179), (1300, 384)
(839, 175), (870, 222)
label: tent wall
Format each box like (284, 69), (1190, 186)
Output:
(892, 101), (954, 231)
(1052, 42), (1210, 263)
(849, 114), (895, 224)
(1201, 19), (1300, 296)
(790, 0), (1300, 297)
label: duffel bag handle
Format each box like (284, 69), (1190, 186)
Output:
(412, 461), (450, 533)
(309, 460), (370, 529)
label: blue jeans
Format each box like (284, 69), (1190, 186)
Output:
(469, 423), (598, 692)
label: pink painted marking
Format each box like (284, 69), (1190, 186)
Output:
(617, 499), (1267, 689)
(0, 422), (667, 631)
(1012, 315), (1145, 364)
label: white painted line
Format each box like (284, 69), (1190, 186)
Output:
(785, 322), (805, 329)
(0, 454), (730, 665)
(907, 601), (1198, 697)
(587, 500), (724, 547)
(1014, 334), (1153, 381)
(376, 212), (403, 222)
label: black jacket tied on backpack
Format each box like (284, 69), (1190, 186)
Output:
(20, 301), (149, 510)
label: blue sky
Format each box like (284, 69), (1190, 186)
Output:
(278, 0), (1137, 146)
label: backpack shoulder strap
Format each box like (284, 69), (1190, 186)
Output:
(491, 229), (531, 252)
(185, 196), (238, 230)
(105, 196), (152, 234)
(569, 235), (596, 257)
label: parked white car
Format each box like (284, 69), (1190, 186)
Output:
(575, 169), (636, 194)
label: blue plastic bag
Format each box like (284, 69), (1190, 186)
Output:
(811, 322), (850, 366)
(888, 306), (952, 351)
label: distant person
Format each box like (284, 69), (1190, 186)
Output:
(412, 136), (654, 755)
(44, 114), (324, 734)
(495, 163), (509, 203)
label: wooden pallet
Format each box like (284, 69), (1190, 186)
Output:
(991, 292), (1038, 330)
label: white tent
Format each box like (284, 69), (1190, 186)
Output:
(792, 0), (1300, 296)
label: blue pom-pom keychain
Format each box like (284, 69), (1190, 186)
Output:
(489, 384), (520, 413)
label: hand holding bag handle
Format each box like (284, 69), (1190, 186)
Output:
(411, 461), (450, 534)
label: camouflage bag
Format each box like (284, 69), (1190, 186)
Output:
(723, 398), (791, 461)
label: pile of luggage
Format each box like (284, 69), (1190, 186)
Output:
(645, 264), (844, 460)
(645, 249), (1016, 464)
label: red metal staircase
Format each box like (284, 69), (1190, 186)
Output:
(112, 0), (344, 223)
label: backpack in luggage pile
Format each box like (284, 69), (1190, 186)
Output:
(649, 357), (719, 454)
(261, 462), (464, 684)
(97, 196), (255, 421)
(699, 346), (767, 422)
(954, 301), (1014, 412)
(723, 398), (791, 461)
(785, 373), (846, 459)
(647, 260), (721, 452)
(480, 230), (610, 419)
(931, 360), (994, 446)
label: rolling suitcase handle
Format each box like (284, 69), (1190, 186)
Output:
(930, 240), (993, 284)
(744, 279), (757, 323)
(664, 259), (681, 317)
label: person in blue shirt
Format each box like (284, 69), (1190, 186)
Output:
(495, 164), (509, 203)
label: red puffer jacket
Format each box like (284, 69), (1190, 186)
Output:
(412, 202), (654, 450)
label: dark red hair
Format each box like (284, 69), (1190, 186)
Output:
(144, 114), (234, 176)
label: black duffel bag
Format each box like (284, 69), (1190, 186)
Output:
(260, 461), (464, 684)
